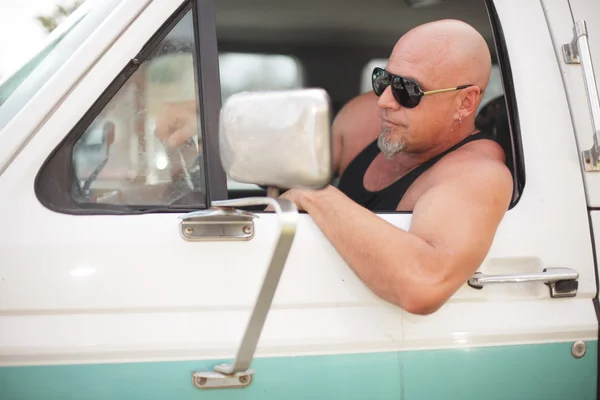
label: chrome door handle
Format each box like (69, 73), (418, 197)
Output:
(468, 267), (579, 298)
(562, 20), (600, 171)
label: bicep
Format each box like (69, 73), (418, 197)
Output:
(408, 163), (513, 291)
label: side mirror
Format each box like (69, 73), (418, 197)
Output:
(219, 88), (332, 190)
(185, 90), (332, 387)
(187, 89), (331, 387)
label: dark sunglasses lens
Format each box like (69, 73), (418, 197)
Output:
(372, 68), (422, 108)
(392, 78), (421, 108)
(372, 68), (390, 96)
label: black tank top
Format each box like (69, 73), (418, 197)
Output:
(337, 132), (496, 211)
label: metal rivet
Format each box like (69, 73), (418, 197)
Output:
(195, 377), (207, 385)
(239, 375), (249, 384)
(184, 227), (194, 236)
(572, 341), (587, 358)
(242, 225), (253, 235)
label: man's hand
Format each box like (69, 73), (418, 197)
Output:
(155, 100), (198, 149)
(263, 188), (314, 212)
(276, 188), (313, 211)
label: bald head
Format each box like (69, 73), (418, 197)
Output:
(389, 19), (492, 93)
(372, 19), (493, 158)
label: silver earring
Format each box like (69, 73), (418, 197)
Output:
(458, 115), (463, 124)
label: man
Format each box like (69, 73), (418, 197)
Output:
(157, 19), (513, 315)
(277, 20), (512, 315)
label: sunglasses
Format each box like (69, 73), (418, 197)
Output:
(372, 67), (475, 108)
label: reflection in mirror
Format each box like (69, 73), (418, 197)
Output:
(219, 88), (332, 190)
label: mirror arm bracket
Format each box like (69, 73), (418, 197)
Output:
(191, 196), (298, 389)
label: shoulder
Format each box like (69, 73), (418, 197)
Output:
(400, 137), (513, 211)
(425, 139), (513, 207)
(408, 144), (513, 253)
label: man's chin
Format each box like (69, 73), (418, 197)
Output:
(378, 139), (405, 159)
(377, 131), (406, 159)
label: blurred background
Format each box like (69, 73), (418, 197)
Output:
(0, 0), (84, 79)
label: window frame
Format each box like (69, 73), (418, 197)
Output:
(35, 0), (525, 214)
(484, 0), (526, 208)
(35, 0), (224, 215)
(193, 0), (226, 203)
(213, 0), (526, 212)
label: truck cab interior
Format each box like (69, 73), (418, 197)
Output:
(33, 0), (522, 212)
(215, 0), (521, 205)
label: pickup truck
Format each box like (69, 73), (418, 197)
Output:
(1, 0), (600, 399)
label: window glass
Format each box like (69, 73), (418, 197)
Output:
(478, 65), (504, 112)
(360, 59), (387, 94)
(72, 9), (205, 206)
(219, 53), (303, 102)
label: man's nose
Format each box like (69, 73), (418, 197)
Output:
(377, 85), (401, 111)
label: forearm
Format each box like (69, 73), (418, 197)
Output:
(300, 186), (445, 313)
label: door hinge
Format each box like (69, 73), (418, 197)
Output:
(562, 20), (600, 172)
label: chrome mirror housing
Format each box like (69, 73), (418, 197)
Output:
(219, 88), (332, 190)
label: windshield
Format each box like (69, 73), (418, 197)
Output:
(0, 0), (123, 131)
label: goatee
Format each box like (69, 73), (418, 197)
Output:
(377, 127), (406, 159)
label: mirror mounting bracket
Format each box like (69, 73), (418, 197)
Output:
(189, 197), (298, 389)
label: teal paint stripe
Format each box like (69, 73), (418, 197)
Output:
(0, 352), (402, 400)
(0, 341), (596, 400)
(403, 341), (598, 400)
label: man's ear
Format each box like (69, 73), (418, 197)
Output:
(457, 87), (482, 119)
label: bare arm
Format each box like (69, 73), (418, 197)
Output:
(288, 159), (512, 315)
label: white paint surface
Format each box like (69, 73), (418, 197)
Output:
(0, 0), (598, 368)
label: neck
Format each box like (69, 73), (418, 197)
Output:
(386, 124), (478, 171)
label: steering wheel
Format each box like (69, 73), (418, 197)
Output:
(160, 138), (205, 204)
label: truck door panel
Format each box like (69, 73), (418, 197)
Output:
(0, 0), (598, 399)
(400, 0), (598, 398)
(0, 1), (403, 399)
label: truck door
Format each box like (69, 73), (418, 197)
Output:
(0, 0), (598, 400)
(543, 1), (600, 398)
(397, 0), (598, 397)
(0, 0), (402, 399)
